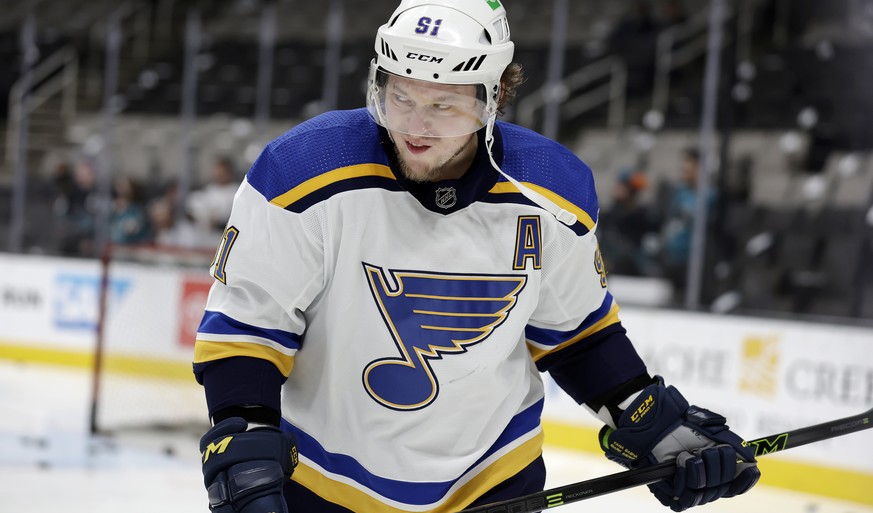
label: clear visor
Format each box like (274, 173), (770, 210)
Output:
(367, 68), (491, 138)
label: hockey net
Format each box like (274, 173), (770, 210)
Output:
(90, 244), (215, 435)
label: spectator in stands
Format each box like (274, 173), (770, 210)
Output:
(609, 0), (657, 42)
(606, 0), (658, 95)
(109, 176), (151, 245)
(49, 161), (76, 219)
(55, 159), (98, 256)
(599, 166), (662, 276)
(148, 180), (215, 248)
(660, 147), (714, 300)
(186, 156), (239, 244)
(43, 161), (76, 254)
(659, 0), (689, 27)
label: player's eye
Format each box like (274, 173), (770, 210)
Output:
(429, 103), (460, 117)
(392, 94), (413, 107)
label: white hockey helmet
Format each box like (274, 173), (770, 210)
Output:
(367, 0), (515, 138)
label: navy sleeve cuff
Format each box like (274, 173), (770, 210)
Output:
(543, 323), (648, 405)
(194, 356), (286, 420)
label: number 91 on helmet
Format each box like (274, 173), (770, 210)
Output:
(366, 0), (515, 138)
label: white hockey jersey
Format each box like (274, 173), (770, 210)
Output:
(194, 109), (623, 512)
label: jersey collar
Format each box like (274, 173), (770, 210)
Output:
(379, 124), (504, 215)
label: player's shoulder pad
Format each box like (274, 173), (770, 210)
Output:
(495, 121), (599, 231)
(246, 109), (397, 212)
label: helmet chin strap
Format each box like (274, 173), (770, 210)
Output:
(484, 118), (578, 226)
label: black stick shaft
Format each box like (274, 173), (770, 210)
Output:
(746, 407), (873, 455)
(459, 408), (873, 513)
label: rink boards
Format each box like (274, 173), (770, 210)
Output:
(0, 252), (871, 505)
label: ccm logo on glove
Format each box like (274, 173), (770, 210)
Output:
(631, 394), (654, 423)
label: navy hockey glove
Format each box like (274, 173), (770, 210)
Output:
(599, 377), (760, 511)
(200, 417), (298, 513)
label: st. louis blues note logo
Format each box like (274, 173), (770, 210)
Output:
(362, 263), (526, 411)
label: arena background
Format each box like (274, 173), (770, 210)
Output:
(0, 0), (871, 511)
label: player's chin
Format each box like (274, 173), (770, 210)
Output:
(399, 161), (435, 182)
(397, 152), (441, 181)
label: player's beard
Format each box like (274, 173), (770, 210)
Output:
(393, 133), (477, 183)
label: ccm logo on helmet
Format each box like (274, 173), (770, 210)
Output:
(406, 52), (444, 63)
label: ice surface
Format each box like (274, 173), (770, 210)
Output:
(1, 361), (870, 513)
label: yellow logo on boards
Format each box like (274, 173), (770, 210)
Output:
(740, 335), (780, 396)
(202, 435), (233, 463)
(630, 394), (654, 423)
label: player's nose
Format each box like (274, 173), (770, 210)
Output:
(403, 108), (434, 137)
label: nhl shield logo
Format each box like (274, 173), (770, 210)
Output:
(435, 187), (457, 209)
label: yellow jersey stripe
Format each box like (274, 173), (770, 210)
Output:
(488, 182), (597, 231)
(194, 340), (295, 376)
(526, 303), (622, 362)
(291, 430), (544, 512)
(270, 163), (396, 208)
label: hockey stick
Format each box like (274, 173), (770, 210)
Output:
(458, 407), (873, 513)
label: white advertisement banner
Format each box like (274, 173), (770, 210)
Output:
(0, 254), (100, 349)
(542, 307), (873, 473)
(0, 253), (211, 359)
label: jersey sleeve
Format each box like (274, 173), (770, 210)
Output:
(193, 145), (326, 385)
(525, 181), (647, 403)
(527, 226), (617, 359)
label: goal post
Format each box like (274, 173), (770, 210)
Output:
(89, 243), (216, 435)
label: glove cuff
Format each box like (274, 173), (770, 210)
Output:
(600, 376), (689, 464)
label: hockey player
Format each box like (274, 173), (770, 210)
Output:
(193, 1), (760, 512)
